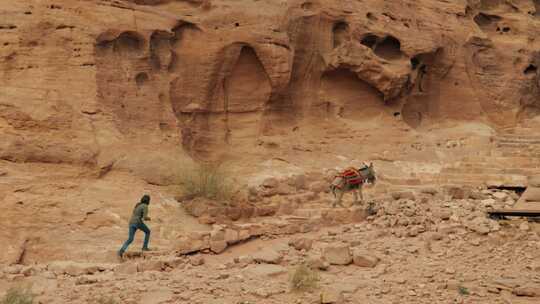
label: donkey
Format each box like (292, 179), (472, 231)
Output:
(329, 163), (376, 207)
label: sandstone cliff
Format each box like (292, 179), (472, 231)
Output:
(2, 0), (540, 184)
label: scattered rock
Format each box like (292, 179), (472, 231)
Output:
(114, 262), (138, 275)
(323, 244), (352, 265)
(246, 264), (287, 277)
(447, 187), (470, 199)
(289, 237), (313, 251)
(391, 191), (415, 200)
(138, 260), (164, 272)
(513, 286), (540, 297)
(320, 288), (343, 303)
(307, 255), (330, 271)
(492, 192), (508, 201)
(352, 250), (379, 268)
(210, 240), (228, 254)
(190, 256), (205, 266)
(75, 275), (98, 285)
(252, 248), (283, 264)
(519, 222), (530, 231)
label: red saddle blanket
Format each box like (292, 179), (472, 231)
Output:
(337, 168), (364, 186)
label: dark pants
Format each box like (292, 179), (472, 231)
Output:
(119, 223), (150, 254)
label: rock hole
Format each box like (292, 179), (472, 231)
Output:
(411, 57), (420, 70)
(374, 36), (402, 60)
(235, 22), (240, 27)
(113, 32), (145, 56)
(360, 34), (378, 49)
(524, 64), (537, 75)
(366, 12), (377, 21)
(150, 30), (173, 70)
(487, 186), (526, 196)
(135, 72), (149, 86)
(473, 13), (502, 31)
(332, 22), (349, 48)
(393, 112), (401, 117)
(24, 11), (32, 15)
(502, 26), (510, 32)
(301, 2), (313, 10)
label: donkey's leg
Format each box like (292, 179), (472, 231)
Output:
(359, 186), (364, 204)
(353, 190), (359, 205)
(334, 189), (345, 208)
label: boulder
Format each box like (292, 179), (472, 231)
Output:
(323, 244), (352, 265)
(210, 240), (228, 254)
(224, 229), (239, 244)
(492, 192), (508, 201)
(307, 255), (329, 271)
(513, 286), (540, 297)
(320, 288), (343, 303)
(391, 191), (415, 200)
(252, 248), (283, 264)
(289, 237), (313, 251)
(246, 264), (287, 277)
(446, 187), (470, 199)
(189, 256), (205, 266)
(352, 250), (379, 268)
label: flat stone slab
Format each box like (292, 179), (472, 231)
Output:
(246, 264), (287, 277)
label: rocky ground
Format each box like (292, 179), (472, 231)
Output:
(2, 187), (540, 304)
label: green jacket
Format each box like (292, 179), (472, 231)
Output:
(129, 203), (149, 225)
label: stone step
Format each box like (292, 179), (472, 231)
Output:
(441, 167), (539, 176)
(460, 156), (540, 165)
(438, 173), (527, 187)
(495, 138), (540, 144)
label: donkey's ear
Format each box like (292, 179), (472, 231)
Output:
(370, 162), (373, 167)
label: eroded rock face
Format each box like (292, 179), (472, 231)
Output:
(1, 0), (540, 169)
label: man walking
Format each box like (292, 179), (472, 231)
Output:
(118, 194), (152, 258)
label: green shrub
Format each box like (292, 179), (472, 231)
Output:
(290, 264), (319, 292)
(1, 287), (34, 304)
(180, 162), (234, 201)
(458, 286), (470, 296)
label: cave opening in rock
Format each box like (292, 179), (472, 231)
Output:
(301, 2), (313, 10)
(320, 68), (385, 120)
(374, 36), (402, 60)
(360, 34), (378, 49)
(473, 13), (502, 32)
(113, 31), (145, 56)
(411, 56), (420, 70)
(524, 64), (538, 75)
(150, 30), (172, 70)
(333, 22), (349, 48)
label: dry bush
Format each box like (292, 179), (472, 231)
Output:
(180, 162), (234, 201)
(290, 264), (319, 292)
(1, 287), (34, 304)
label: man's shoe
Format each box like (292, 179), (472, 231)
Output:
(117, 250), (124, 260)
(141, 248), (152, 252)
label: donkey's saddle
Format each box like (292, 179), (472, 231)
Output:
(337, 167), (364, 186)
